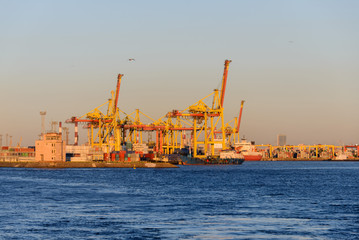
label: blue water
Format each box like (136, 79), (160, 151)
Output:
(0, 162), (359, 239)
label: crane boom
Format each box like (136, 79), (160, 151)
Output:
(220, 59), (232, 108)
(114, 74), (123, 114)
(236, 100), (245, 133)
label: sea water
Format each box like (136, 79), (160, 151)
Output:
(0, 161), (358, 239)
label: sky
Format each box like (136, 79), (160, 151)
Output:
(1, 0), (358, 147)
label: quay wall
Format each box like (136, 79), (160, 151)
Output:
(262, 158), (359, 161)
(0, 161), (178, 168)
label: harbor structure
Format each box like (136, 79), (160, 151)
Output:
(65, 60), (243, 164)
(40, 111), (46, 139)
(254, 144), (359, 161)
(35, 132), (65, 161)
(1, 60), (358, 166)
(0, 147), (35, 162)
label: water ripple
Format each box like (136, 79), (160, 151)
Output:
(0, 162), (358, 239)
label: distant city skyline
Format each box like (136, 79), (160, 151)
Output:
(1, 0), (358, 147)
(277, 134), (287, 146)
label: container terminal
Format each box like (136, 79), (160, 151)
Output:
(0, 60), (358, 167)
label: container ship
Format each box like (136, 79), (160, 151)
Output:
(181, 155), (244, 165)
(172, 147), (244, 165)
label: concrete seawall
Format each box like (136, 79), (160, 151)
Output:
(262, 158), (332, 161)
(262, 158), (359, 161)
(0, 161), (178, 168)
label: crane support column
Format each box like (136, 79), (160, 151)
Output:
(155, 130), (158, 152)
(193, 119), (197, 157)
(204, 113), (208, 156)
(160, 130), (163, 154)
(74, 122), (78, 146)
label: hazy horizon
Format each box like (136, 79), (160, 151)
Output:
(1, 0), (358, 147)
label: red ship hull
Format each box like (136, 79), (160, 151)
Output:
(243, 154), (262, 161)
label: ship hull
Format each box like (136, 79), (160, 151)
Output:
(181, 155), (244, 165)
(243, 154), (262, 161)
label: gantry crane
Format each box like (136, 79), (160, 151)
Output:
(223, 100), (245, 146)
(157, 113), (193, 154)
(119, 108), (158, 144)
(165, 60), (232, 158)
(66, 74), (123, 153)
(66, 60), (237, 159)
(118, 110), (193, 155)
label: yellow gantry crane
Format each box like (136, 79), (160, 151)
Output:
(224, 100), (245, 146)
(67, 60), (239, 159)
(164, 60), (232, 158)
(120, 108), (158, 144)
(67, 74), (123, 153)
(159, 114), (193, 154)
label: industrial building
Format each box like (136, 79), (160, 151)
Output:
(35, 132), (66, 161)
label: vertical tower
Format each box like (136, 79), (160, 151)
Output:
(277, 134), (287, 146)
(6, 134), (8, 146)
(40, 111), (47, 137)
(74, 122), (78, 146)
(0, 134), (2, 147)
(51, 121), (58, 133)
(9, 135), (12, 147)
(59, 122), (62, 134)
(62, 127), (69, 145)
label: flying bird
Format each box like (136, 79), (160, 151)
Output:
(129, 58), (135, 62)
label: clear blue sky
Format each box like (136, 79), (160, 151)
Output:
(1, 0), (358, 146)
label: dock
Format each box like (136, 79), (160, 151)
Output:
(261, 158), (359, 161)
(0, 161), (178, 169)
